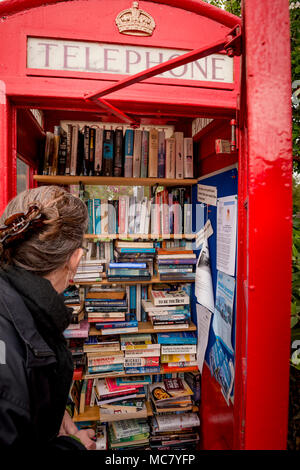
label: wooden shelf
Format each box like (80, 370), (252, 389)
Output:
(88, 320), (197, 336)
(84, 233), (196, 240)
(73, 402), (198, 423)
(83, 366), (198, 381)
(72, 275), (195, 285)
(34, 175), (198, 186)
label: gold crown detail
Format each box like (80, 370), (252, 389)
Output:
(115, 1), (156, 37)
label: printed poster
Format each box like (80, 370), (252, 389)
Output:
(195, 238), (214, 313)
(212, 271), (235, 353)
(196, 304), (212, 373)
(216, 195), (237, 276)
(208, 338), (235, 405)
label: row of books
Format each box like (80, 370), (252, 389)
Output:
(86, 186), (192, 236)
(42, 125), (194, 179)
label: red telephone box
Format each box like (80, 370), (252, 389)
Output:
(0, 0), (292, 450)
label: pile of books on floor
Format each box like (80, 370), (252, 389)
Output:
(144, 288), (191, 329)
(85, 285), (138, 335)
(95, 376), (149, 419)
(108, 240), (154, 281)
(150, 412), (200, 451)
(156, 248), (196, 281)
(108, 418), (150, 450)
(73, 258), (106, 283)
(157, 331), (198, 374)
(121, 333), (161, 375)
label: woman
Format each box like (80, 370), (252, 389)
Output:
(0, 186), (96, 450)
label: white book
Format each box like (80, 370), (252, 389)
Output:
(153, 324), (189, 329)
(165, 136), (176, 178)
(124, 348), (160, 357)
(183, 137), (194, 178)
(101, 327), (138, 335)
(161, 345), (197, 354)
(157, 253), (196, 259)
(70, 124), (79, 176)
(155, 413), (200, 432)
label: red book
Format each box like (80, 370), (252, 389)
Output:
(73, 366), (83, 380)
(85, 378), (93, 406)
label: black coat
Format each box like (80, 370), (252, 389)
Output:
(0, 276), (85, 449)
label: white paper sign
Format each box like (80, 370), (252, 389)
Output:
(216, 195), (237, 276)
(196, 304), (212, 373)
(195, 238), (214, 313)
(195, 219), (214, 249)
(197, 184), (217, 206)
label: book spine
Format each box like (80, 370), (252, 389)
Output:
(76, 130), (84, 176)
(57, 128), (68, 175)
(65, 124), (73, 175)
(114, 128), (123, 176)
(183, 137), (194, 178)
(94, 127), (103, 176)
(51, 126), (61, 176)
(93, 198), (101, 235)
(100, 327), (139, 335)
(148, 128), (158, 177)
(88, 364), (124, 373)
(124, 129), (134, 177)
(101, 199), (108, 234)
(83, 125), (90, 176)
(102, 130), (114, 176)
(125, 366), (161, 374)
(165, 136), (176, 179)
(132, 129), (142, 178)
(161, 345), (197, 354)
(70, 125), (79, 176)
(140, 130), (149, 178)
(124, 357), (160, 367)
(89, 127), (96, 176)
(88, 357), (125, 366)
(175, 131), (184, 179)
(157, 130), (166, 178)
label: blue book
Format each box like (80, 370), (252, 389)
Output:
(93, 198), (101, 235)
(157, 331), (197, 344)
(102, 129), (114, 176)
(88, 364), (124, 373)
(124, 129), (134, 177)
(95, 320), (138, 330)
(87, 199), (93, 234)
(109, 262), (147, 269)
(116, 377), (152, 386)
(125, 366), (161, 374)
(119, 248), (156, 253)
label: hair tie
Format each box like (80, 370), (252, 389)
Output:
(0, 205), (45, 248)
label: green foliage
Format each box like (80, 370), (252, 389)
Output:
(291, 215), (300, 369)
(202, 0), (241, 16)
(290, 4), (300, 171)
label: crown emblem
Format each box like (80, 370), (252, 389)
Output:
(115, 1), (156, 37)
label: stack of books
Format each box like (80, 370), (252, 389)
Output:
(120, 333), (161, 375)
(150, 412), (200, 451)
(63, 319), (90, 340)
(109, 241), (154, 281)
(95, 379), (146, 412)
(149, 378), (194, 414)
(99, 376), (150, 419)
(84, 334), (124, 377)
(73, 258), (106, 283)
(156, 248), (196, 281)
(146, 289), (191, 329)
(157, 332), (198, 373)
(141, 298), (191, 330)
(107, 418), (150, 450)
(67, 338), (86, 380)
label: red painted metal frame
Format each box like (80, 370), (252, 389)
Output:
(0, 0), (292, 451)
(234, 0), (292, 450)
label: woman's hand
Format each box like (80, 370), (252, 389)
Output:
(59, 410), (96, 450)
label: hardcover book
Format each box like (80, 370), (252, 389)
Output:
(94, 127), (103, 176)
(133, 129), (142, 178)
(157, 130), (166, 178)
(148, 128), (158, 177)
(174, 131), (184, 179)
(140, 130), (149, 178)
(183, 137), (194, 178)
(165, 136), (176, 178)
(114, 128), (123, 176)
(124, 129), (134, 177)
(89, 127), (96, 175)
(102, 129), (114, 176)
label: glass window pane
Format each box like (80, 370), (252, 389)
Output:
(17, 158), (29, 194)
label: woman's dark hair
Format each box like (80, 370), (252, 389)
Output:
(0, 185), (88, 275)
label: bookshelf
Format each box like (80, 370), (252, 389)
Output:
(33, 175), (198, 186)
(84, 233), (196, 240)
(72, 275), (195, 286)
